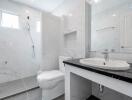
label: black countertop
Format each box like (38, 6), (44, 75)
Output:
(63, 59), (132, 84)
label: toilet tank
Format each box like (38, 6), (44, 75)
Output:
(59, 56), (72, 73)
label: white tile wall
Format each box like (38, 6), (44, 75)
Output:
(60, 0), (90, 58)
(0, 0), (42, 83)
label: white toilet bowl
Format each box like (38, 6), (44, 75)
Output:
(37, 56), (71, 100)
(37, 70), (64, 89)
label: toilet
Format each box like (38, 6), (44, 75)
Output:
(37, 56), (71, 100)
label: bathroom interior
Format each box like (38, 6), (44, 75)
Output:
(0, 0), (132, 100)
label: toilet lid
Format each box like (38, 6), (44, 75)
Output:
(37, 70), (64, 82)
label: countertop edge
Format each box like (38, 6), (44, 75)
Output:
(63, 60), (132, 84)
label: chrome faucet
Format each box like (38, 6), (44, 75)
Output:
(102, 50), (109, 63)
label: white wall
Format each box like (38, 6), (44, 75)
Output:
(59, 0), (90, 58)
(0, 0), (61, 98)
(41, 12), (61, 70)
(0, 0), (42, 83)
(0, 0), (61, 84)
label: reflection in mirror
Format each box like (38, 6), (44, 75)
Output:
(91, 0), (132, 53)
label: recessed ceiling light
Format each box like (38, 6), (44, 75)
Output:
(112, 14), (116, 17)
(30, 0), (35, 2)
(94, 0), (101, 3)
(25, 10), (29, 14)
(94, 0), (98, 3)
(68, 13), (72, 17)
(87, 0), (101, 4)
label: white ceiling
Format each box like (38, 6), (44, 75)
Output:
(92, 0), (132, 14)
(52, 0), (81, 16)
(12, 0), (132, 16)
(12, 0), (81, 16)
(12, 0), (65, 12)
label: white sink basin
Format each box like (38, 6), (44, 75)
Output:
(80, 58), (130, 71)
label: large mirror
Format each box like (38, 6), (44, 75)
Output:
(91, 0), (132, 53)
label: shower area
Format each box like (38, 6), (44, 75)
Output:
(0, 0), (42, 99)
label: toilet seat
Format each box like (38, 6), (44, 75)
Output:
(37, 70), (64, 89)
